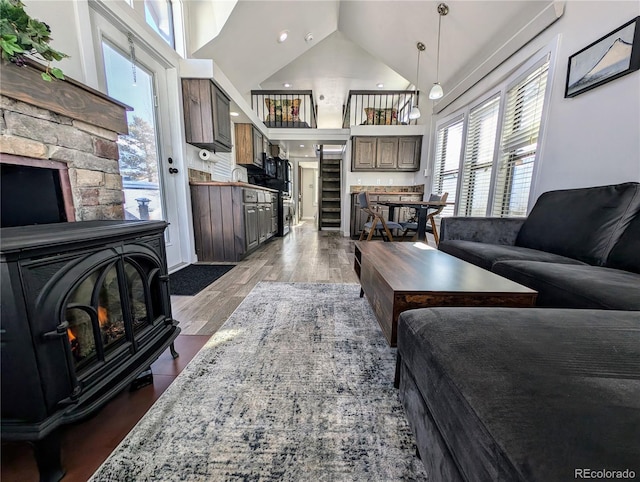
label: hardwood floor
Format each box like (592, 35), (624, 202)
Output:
(1, 222), (359, 481)
(172, 222), (360, 335)
(1, 334), (210, 482)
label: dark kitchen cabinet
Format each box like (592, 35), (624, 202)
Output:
(254, 128), (265, 168)
(352, 137), (377, 170)
(190, 183), (278, 261)
(212, 84), (232, 147)
(244, 204), (259, 251)
(398, 137), (422, 170)
(256, 191), (274, 244)
(181, 78), (232, 152)
(376, 137), (399, 169)
(262, 204), (273, 241)
(351, 136), (421, 172)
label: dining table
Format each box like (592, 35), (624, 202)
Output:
(377, 200), (455, 243)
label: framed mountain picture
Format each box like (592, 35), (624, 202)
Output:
(565, 16), (640, 98)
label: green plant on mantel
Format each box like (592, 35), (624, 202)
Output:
(0, 0), (68, 81)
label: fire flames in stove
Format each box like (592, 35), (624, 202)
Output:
(98, 306), (126, 345)
(66, 304), (126, 363)
(62, 261), (159, 369)
(98, 306), (108, 325)
(67, 328), (79, 360)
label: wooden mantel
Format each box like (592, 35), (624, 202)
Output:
(0, 59), (131, 134)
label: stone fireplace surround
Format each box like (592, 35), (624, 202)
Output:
(0, 60), (129, 222)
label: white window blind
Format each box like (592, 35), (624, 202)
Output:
(493, 58), (550, 217)
(211, 151), (232, 180)
(458, 95), (500, 216)
(432, 118), (464, 218)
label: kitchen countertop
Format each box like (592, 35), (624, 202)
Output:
(350, 191), (424, 196)
(349, 185), (424, 194)
(189, 181), (279, 192)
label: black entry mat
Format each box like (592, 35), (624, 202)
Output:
(169, 264), (235, 296)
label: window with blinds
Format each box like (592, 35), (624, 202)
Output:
(430, 52), (551, 220)
(458, 95), (500, 216)
(493, 59), (550, 217)
(432, 117), (464, 218)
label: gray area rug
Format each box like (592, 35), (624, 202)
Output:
(90, 282), (426, 481)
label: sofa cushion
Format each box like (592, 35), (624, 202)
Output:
(397, 307), (640, 482)
(438, 240), (586, 271)
(264, 98), (301, 123)
(606, 213), (640, 274)
(515, 182), (640, 265)
(363, 107), (398, 125)
(492, 260), (640, 309)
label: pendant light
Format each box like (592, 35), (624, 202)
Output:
(409, 41), (425, 120)
(429, 3), (449, 100)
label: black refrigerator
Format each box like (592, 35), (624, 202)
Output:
(255, 157), (292, 237)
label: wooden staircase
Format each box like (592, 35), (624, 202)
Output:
(319, 153), (342, 230)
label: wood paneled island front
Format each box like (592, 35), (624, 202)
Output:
(354, 242), (537, 346)
(190, 182), (278, 262)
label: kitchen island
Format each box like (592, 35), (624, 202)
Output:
(190, 182), (279, 262)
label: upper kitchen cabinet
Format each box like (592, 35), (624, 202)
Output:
(397, 136), (422, 170)
(351, 136), (421, 172)
(352, 137), (377, 170)
(235, 123), (264, 169)
(182, 78), (232, 153)
(376, 137), (399, 170)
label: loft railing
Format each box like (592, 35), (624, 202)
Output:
(251, 90), (317, 128)
(342, 90), (419, 128)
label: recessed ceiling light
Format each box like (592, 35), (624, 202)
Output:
(283, 82), (292, 88)
(377, 83), (384, 88)
(305, 155), (309, 157)
(299, 144), (305, 147)
(277, 30), (289, 43)
(230, 111), (239, 117)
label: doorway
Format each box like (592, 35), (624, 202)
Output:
(92, 11), (186, 270)
(299, 164), (318, 223)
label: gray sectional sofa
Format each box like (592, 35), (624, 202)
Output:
(438, 182), (640, 308)
(396, 182), (640, 481)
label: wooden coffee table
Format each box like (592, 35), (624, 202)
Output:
(354, 242), (537, 346)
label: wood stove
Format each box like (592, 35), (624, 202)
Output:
(0, 220), (180, 481)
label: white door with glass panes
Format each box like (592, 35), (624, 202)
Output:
(91, 12), (185, 270)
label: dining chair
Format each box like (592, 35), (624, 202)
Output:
(358, 191), (404, 241)
(400, 192), (449, 245)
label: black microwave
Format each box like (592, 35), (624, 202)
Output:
(263, 155), (277, 178)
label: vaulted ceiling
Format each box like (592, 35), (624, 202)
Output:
(190, 0), (554, 139)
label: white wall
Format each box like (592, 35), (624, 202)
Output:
(427, 1), (640, 203)
(22, 1), (91, 84)
(184, 1), (238, 56)
(535, 2), (640, 194)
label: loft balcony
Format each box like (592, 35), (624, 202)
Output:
(342, 90), (420, 128)
(251, 90), (317, 128)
